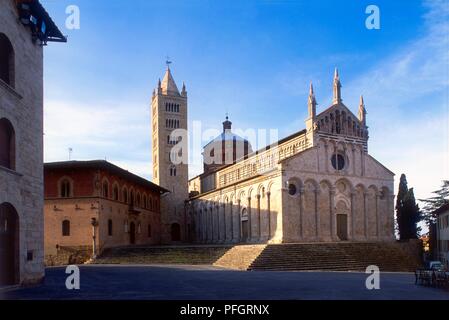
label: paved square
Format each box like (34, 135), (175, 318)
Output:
(2, 265), (449, 300)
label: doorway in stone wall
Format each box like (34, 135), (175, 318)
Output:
(0, 202), (19, 286)
(336, 200), (349, 241)
(337, 214), (348, 241)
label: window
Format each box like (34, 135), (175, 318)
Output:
(113, 185), (119, 201)
(142, 194), (147, 209)
(0, 118), (15, 170)
(108, 219), (113, 236)
(60, 179), (71, 198)
(0, 33), (14, 87)
(136, 193), (141, 207)
(123, 188), (128, 203)
(331, 154), (346, 171)
(170, 166), (177, 177)
(288, 183), (297, 196)
(102, 181), (109, 198)
(148, 224), (152, 237)
(62, 220), (70, 236)
(149, 197), (153, 210)
(130, 190), (135, 206)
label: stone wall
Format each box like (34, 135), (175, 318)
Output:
(0, 0), (45, 285)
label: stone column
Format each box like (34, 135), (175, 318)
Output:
(230, 201), (234, 242)
(267, 192), (271, 241)
(203, 210), (207, 243)
(247, 197), (252, 242)
(256, 194), (261, 242)
(324, 142), (329, 173)
(210, 207), (214, 243)
(351, 146), (356, 176)
(363, 192), (368, 239)
(205, 209), (209, 243)
(299, 188), (305, 239)
(361, 149), (365, 176)
(330, 188), (336, 240)
(314, 189), (320, 239)
(350, 192), (355, 240)
(216, 204), (220, 242)
(376, 192), (380, 239)
(222, 202), (226, 243)
(238, 199), (242, 242)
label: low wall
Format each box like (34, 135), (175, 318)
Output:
(45, 246), (92, 266)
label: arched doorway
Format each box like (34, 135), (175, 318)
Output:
(336, 200), (349, 241)
(129, 222), (136, 245)
(241, 208), (249, 242)
(0, 203), (19, 285)
(171, 223), (181, 242)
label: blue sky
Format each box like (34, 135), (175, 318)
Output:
(41, 0), (448, 201)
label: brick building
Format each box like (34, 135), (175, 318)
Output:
(0, 0), (65, 286)
(44, 160), (168, 263)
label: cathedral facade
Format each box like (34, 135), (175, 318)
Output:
(152, 67), (395, 244)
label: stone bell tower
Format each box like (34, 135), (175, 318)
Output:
(151, 63), (189, 243)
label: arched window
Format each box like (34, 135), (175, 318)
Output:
(136, 192), (141, 207)
(113, 184), (119, 201)
(149, 197), (153, 210)
(148, 224), (152, 238)
(0, 33), (14, 87)
(130, 190), (135, 206)
(142, 194), (147, 209)
(108, 219), (113, 236)
(62, 220), (70, 236)
(170, 166), (176, 177)
(0, 118), (15, 170)
(102, 181), (109, 198)
(122, 188), (128, 204)
(60, 179), (71, 198)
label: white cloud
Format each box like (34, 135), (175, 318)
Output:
(336, 0), (449, 200)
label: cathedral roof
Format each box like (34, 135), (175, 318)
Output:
(161, 67), (180, 95)
(204, 117), (251, 148)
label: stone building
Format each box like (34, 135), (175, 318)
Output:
(185, 69), (395, 244)
(0, 0), (65, 286)
(43, 160), (168, 261)
(151, 66), (189, 243)
(435, 203), (449, 267)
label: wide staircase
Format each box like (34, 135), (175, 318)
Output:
(94, 245), (233, 265)
(247, 242), (422, 272)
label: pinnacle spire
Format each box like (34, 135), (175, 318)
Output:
(358, 95), (367, 125)
(332, 68), (342, 105)
(308, 82), (317, 119)
(161, 66), (180, 95)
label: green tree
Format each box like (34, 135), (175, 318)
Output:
(419, 180), (449, 225)
(396, 174), (422, 240)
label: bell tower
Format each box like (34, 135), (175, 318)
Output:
(151, 63), (189, 243)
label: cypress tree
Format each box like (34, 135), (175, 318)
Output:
(396, 174), (422, 239)
(396, 174), (408, 240)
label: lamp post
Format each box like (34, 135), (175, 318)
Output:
(91, 217), (99, 259)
